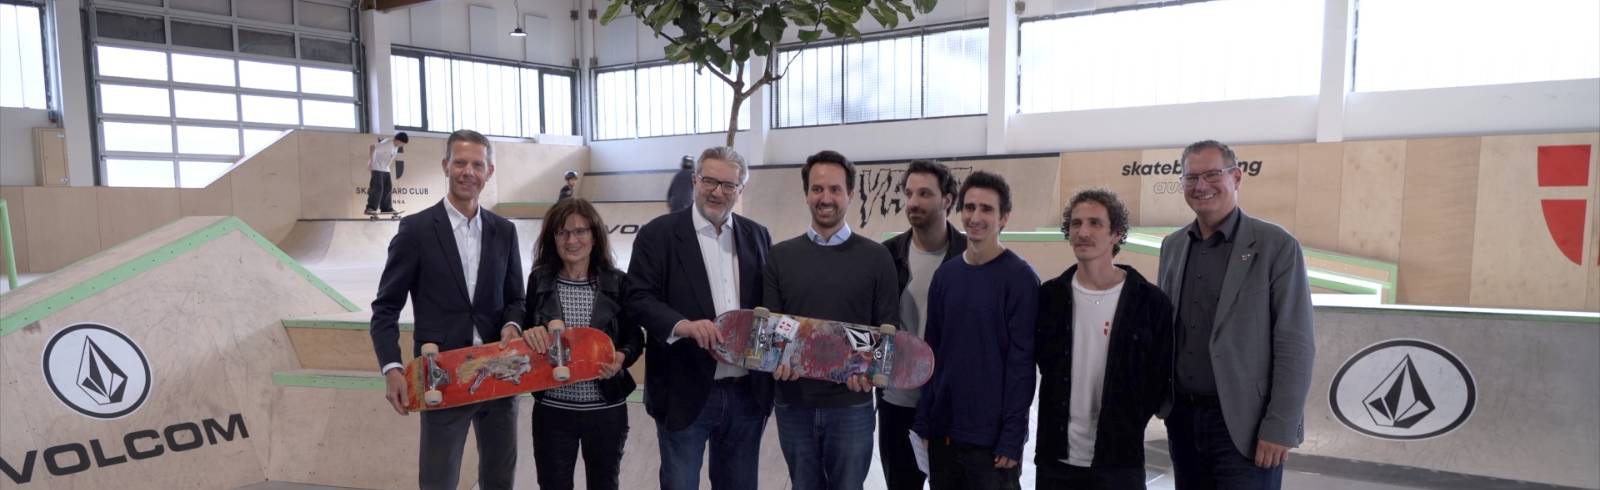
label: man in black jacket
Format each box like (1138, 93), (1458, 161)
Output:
(877, 160), (964, 490)
(627, 146), (774, 490)
(369, 129), (526, 490)
(1035, 188), (1174, 489)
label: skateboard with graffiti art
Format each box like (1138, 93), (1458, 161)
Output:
(403, 321), (613, 412)
(710, 308), (935, 390)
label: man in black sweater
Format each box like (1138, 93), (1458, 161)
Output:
(765, 150), (901, 490)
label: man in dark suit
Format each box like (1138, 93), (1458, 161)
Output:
(370, 129), (527, 490)
(1158, 140), (1314, 490)
(627, 146), (774, 490)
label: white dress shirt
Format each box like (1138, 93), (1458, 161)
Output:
(668, 205), (747, 379)
(381, 200), (498, 375)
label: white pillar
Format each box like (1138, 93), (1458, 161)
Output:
(986, 0), (1018, 155)
(1315, 0), (1356, 143)
(363, 9), (395, 134)
(52, 0), (93, 186)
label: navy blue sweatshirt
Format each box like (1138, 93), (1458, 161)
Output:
(913, 248), (1039, 461)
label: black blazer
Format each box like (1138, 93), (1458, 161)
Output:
(524, 266), (643, 404)
(626, 208), (774, 430)
(370, 201), (526, 368)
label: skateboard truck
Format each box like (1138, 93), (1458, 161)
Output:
(547, 320), (571, 382)
(747, 307), (771, 367)
(871, 325), (895, 388)
(420, 343), (449, 406)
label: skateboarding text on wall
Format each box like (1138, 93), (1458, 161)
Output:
(355, 186), (431, 207)
(1123, 159), (1265, 195)
(5, 323), (252, 484)
(1329, 339), (1476, 440)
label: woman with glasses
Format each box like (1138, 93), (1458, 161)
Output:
(521, 197), (643, 490)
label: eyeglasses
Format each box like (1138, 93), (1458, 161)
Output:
(697, 175), (743, 193)
(554, 227), (592, 242)
(1179, 166), (1239, 187)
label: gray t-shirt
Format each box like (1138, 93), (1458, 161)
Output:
(883, 243), (945, 407)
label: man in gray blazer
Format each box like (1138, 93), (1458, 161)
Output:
(1157, 140), (1314, 489)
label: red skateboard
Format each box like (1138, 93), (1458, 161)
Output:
(710, 308), (935, 390)
(403, 321), (613, 411)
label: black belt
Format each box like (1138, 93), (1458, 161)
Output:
(713, 376), (747, 385)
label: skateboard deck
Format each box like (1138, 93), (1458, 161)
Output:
(367, 210), (403, 220)
(711, 308), (935, 390)
(402, 322), (613, 412)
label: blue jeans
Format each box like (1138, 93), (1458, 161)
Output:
(1166, 395), (1284, 490)
(774, 401), (876, 490)
(656, 379), (768, 490)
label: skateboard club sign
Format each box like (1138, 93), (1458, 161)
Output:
(1328, 339), (1477, 440)
(41, 323), (151, 420)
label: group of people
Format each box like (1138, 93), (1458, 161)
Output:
(368, 129), (1315, 490)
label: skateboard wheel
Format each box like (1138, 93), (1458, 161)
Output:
(421, 343), (439, 356)
(424, 389), (442, 406)
(754, 307), (770, 319)
(548, 320), (565, 335)
(872, 374), (889, 388)
(879, 324), (896, 336)
(553, 366), (571, 382)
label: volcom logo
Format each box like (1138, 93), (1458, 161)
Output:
(844, 328), (873, 352)
(1330, 339), (1475, 440)
(41, 324), (152, 420)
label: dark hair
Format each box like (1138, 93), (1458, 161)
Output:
(1062, 188), (1131, 255)
(534, 198), (615, 275)
(902, 159), (957, 213)
(393, 132), (409, 144)
(445, 129), (493, 164)
(680, 155), (694, 169)
(802, 150), (856, 193)
(957, 170), (1011, 215)
(1180, 139), (1237, 170)
(564, 170), (579, 180)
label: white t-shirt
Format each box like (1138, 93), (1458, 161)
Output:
(370, 138), (400, 173)
(883, 241), (944, 407)
(1064, 272), (1124, 467)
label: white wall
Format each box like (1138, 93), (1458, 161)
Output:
(0, 107), (52, 186)
(1344, 79), (1600, 140)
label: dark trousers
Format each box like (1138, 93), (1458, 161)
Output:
(367, 170), (393, 211)
(926, 438), (1020, 490)
(530, 400), (629, 490)
(1035, 459), (1147, 490)
(657, 379), (769, 490)
(1166, 395), (1283, 490)
(418, 397), (517, 490)
(876, 394), (926, 490)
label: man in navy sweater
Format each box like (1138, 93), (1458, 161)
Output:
(913, 171), (1039, 490)
(766, 150), (901, 490)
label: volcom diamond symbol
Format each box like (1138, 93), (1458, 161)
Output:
(77, 337), (129, 405)
(1362, 354), (1434, 429)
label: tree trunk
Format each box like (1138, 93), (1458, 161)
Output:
(725, 92), (745, 147)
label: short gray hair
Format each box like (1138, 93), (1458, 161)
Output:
(696, 146), (749, 184)
(1180, 139), (1236, 170)
(445, 129), (494, 165)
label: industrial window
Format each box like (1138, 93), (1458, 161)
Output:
(1018, 0), (1322, 113)
(772, 23), (987, 129)
(1354, 0), (1600, 92)
(1, 2), (48, 109)
(390, 47), (577, 138)
(591, 61), (749, 141)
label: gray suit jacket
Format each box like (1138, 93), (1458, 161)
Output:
(1158, 210), (1315, 458)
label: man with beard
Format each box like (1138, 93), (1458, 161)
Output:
(370, 129), (526, 490)
(766, 150), (900, 490)
(877, 160), (965, 490)
(914, 171), (1038, 490)
(627, 147), (774, 490)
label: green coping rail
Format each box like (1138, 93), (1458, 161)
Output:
(271, 371), (650, 403)
(0, 216), (359, 337)
(1, 199), (16, 290)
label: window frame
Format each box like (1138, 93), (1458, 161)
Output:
(769, 19), (989, 131)
(589, 58), (754, 141)
(390, 45), (579, 139)
(0, 0), (53, 111)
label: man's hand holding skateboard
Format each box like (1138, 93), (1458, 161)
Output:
(773, 364), (874, 393)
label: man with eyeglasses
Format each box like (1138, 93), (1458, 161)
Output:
(1157, 140), (1314, 490)
(627, 146), (775, 490)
